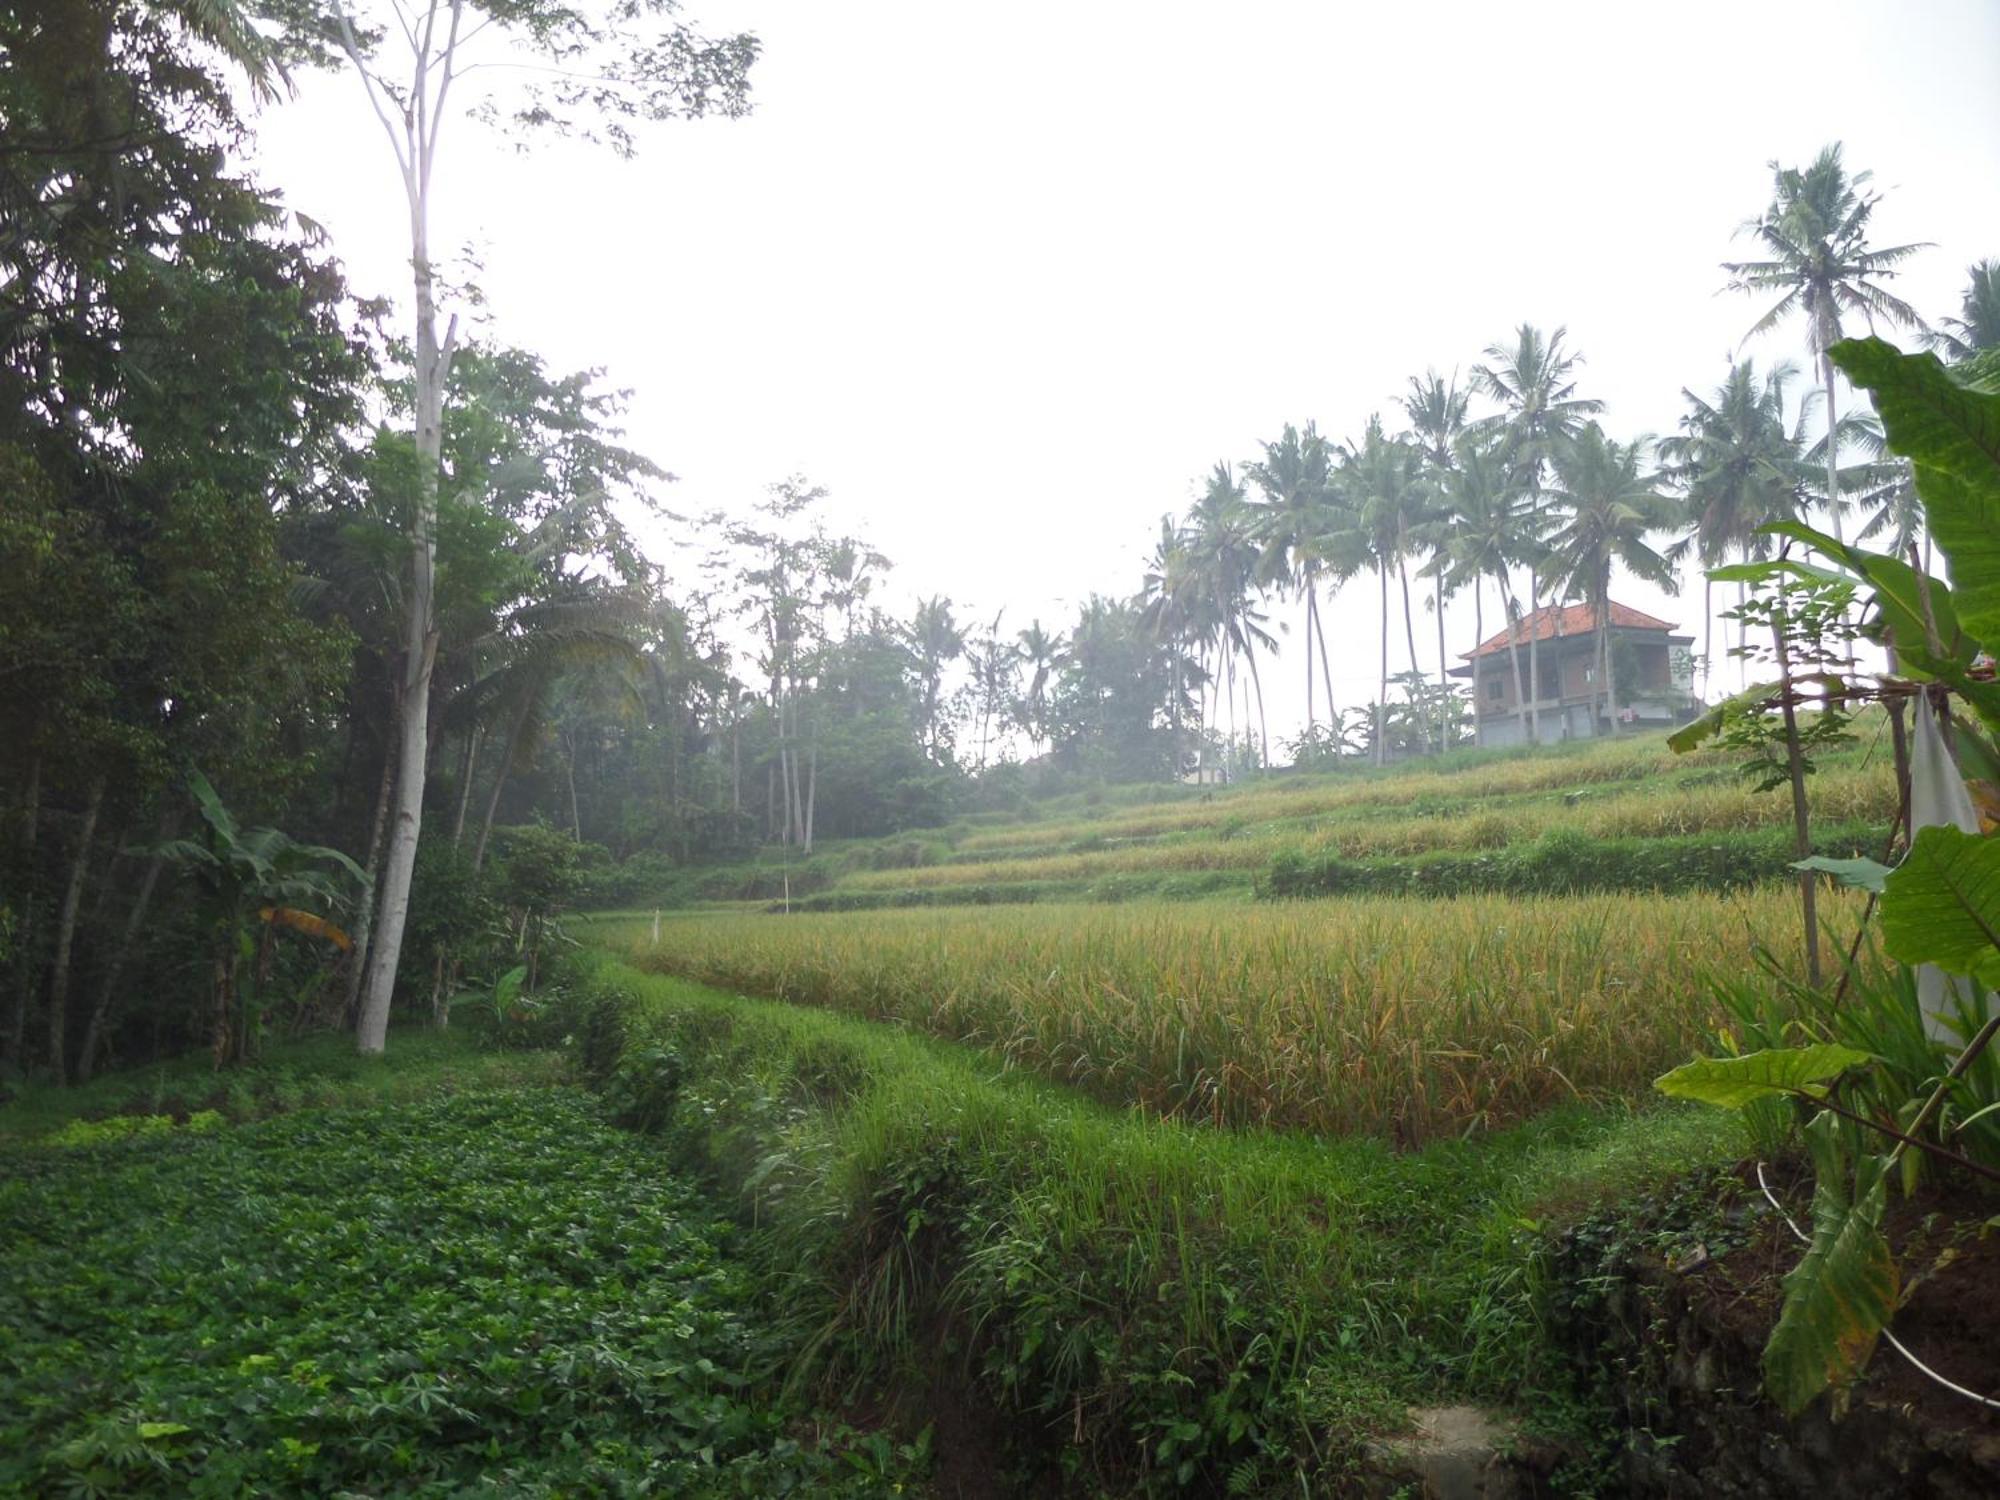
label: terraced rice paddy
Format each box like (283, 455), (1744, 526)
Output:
(604, 729), (1894, 1142)
(608, 885), (1867, 1142)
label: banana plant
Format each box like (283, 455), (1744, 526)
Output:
(1655, 337), (2000, 1415)
(155, 772), (369, 1067)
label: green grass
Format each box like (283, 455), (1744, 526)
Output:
(0, 1081), (917, 1497)
(573, 959), (1754, 1494)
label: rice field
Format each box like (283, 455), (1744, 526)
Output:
(836, 760), (1896, 892)
(607, 886), (1868, 1144)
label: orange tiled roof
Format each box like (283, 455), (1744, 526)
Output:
(1461, 601), (1678, 660)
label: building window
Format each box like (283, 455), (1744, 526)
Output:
(1485, 675), (1503, 701)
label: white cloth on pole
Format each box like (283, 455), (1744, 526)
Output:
(1905, 699), (1994, 1043)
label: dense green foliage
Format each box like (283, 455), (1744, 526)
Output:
(0, 1086), (904, 1496)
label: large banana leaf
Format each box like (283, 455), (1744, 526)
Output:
(1830, 338), (2000, 649)
(1668, 680), (1783, 754)
(259, 907), (353, 951)
(1655, 1045), (1873, 1109)
(1880, 825), (2000, 989)
(1763, 1113), (1898, 1416)
(1758, 519), (1973, 672)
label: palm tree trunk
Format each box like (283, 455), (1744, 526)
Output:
(1433, 579), (1449, 753)
(1303, 585), (1316, 736)
(1524, 565), (1542, 745)
(1398, 556), (1420, 691)
(1701, 574), (1714, 699)
(1500, 574), (1530, 747)
(1771, 601), (1822, 986)
(1737, 578), (1749, 692)
(1821, 350), (1844, 546)
(1313, 603), (1337, 735)
(1376, 560), (1389, 768)
(1472, 584), (1485, 749)
(46, 775), (104, 1082)
(1552, 601), (1571, 741)
(1244, 636), (1269, 771)
(1598, 584), (1615, 735)
(1223, 632), (1238, 782)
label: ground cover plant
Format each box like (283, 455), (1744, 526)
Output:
(604, 885), (1870, 1143)
(0, 1081), (914, 1497)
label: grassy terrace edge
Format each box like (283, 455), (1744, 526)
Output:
(571, 956), (1752, 1493)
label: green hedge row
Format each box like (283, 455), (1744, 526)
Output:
(1256, 822), (1882, 901)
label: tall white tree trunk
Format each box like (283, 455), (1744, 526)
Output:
(342, 1), (461, 1055)
(356, 265), (445, 1048)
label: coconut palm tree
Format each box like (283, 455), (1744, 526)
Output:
(1542, 425), (1679, 734)
(1138, 517), (1209, 777)
(905, 595), (964, 761)
(966, 610), (1018, 772)
(1336, 418), (1428, 765)
(1657, 360), (1809, 693)
(1429, 430), (1535, 746)
(1402, 370), (1470, 751)
(1015, 620), (1068, 754)
(1723, 143), (1929, 545)
(1924, 259), (2000, 364)
(1472, 325), (1604, 743)
(1183, 463), (1274, 773)
(1246, 422), (1343, 737)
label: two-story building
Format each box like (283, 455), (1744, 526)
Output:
(1447, 601), (1698, 745)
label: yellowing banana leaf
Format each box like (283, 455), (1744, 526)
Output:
(259, 906), (352, 951)
(1763, 1114), (1898, 1416)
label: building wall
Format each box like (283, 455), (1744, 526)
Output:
(1471, 630), (1683, 724)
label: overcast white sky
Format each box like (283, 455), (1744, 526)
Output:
(248, 0), (2000, 747)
